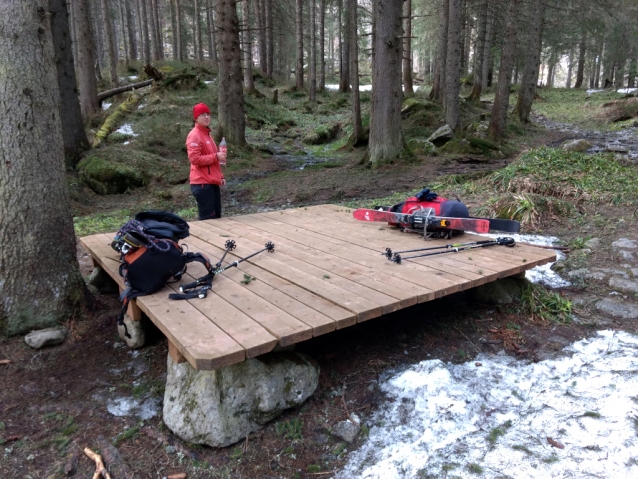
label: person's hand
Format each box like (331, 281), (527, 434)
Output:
(217, 152), (227, 165)
(221, 178), (226, 187)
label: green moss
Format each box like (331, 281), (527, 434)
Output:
(302, 123), (341, 145)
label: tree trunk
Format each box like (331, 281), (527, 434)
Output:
(309, 0), (316, 102)
(254, 0), (266, 74)
(367, 0), (403, 168)
(628, 53), (637, 88)
(125, 0), (137, 60)
(101, 0), (119, 87)
(429, 0), (448, 102)
(148, 0), (159, 60)
(445, 0), (461, 132)
(216, 0), (246, 145)
(206, 0), (218, 66)
(170, 0), (178, 59)
(488, 0), (519, 143)
(349, 0), (364, 145)
(140, 0), (151, 63)
(461, 3), (472, 76)
(339, 0), (350, 92)
(318, 0), (325, 91)
(74, 0), (99, 120)
(295, 0), (303, 89)
(241, 0), (255, 92)
(468, 0), (488, 101)
(574, 29), (587, 88)
(513, 0), (544, 123)
(565, 47), (574, 88)
(265, 0), (273, 78)
(49, 0), (90, 167)
(402, 0), (414, 97)
(117, 0), (129, 70)
(193, 0), (203, 60)
(154, 0), (164, 59)
(0, 0), (89, 337)
(92, 0), (105, 81)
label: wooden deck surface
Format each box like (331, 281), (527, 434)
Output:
(79, 204), (556, 370)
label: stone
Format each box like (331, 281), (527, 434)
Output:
(619, 251), (635, 261)
(331, 415), (361, 443)
(88, 266), (119, 294)
(466, 277), (528, 305)
(24, 327), (67, 349)
(595, 299), (638, 319)
(584, 238), (601, 250)
(561, 139), (592, 152)
(427, 125), (454, 147)
(117, 314), (146, 349)
(605, 145), (629, 153)
(608, 277), (638, 295)
(612, 239), (638, 249)
(163, 352), (319, 447)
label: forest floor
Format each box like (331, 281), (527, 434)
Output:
(1, 71), (638, 478)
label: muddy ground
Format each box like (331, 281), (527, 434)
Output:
(2, 106), (638, 478)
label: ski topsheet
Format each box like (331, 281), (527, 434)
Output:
(352, 208), (490, 234)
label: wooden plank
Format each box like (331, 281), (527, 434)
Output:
(183, 234), (342, 336)
(80, 235), (248, 370)
(188, 223), (383, 322)
(168, 340), (187, 364)
(205, 219), (418, 313)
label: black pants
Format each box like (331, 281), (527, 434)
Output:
(191, 184), (221, 220)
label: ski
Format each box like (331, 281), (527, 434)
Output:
(352, 209), (490, 234)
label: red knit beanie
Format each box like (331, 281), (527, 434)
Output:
(192, 103), (210, 120)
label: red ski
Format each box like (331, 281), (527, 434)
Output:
(353, 208), (490, 234)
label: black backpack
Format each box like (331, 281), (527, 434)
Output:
(112, 211), (216, 337)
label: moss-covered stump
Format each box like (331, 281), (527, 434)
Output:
(163, 352), (319, 447)
(401, 97), (436, 118)
(302, 123), (341, 145)
(78, 146), (189, 195)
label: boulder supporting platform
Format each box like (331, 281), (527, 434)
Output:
(163, 352), (320, 447)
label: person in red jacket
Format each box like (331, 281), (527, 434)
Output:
(186, 103), (227, 220)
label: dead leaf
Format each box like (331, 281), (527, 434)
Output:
(547, 437), (565, 449)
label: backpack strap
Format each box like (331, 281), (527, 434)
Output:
(168, 252), (217, 300)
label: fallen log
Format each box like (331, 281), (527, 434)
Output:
(92, 93), (141, 148)
(97, 79), (154, 103)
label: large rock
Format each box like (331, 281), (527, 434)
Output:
(465, 276), (528, 305)
(24, 327), (67, 349)
(595, 299), (638, 319)
(163, 352), (319, 447)
(117, 314), (147, 349)
(561, 139), (592, 152)
(427, 125), (454, 147)
(88, 266), (119, 294)
(609, 277), (638, 294)
(612, 238), (637, 249)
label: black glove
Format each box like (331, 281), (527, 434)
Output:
(416, 188), (438, 202)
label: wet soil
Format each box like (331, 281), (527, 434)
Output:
(1, 120), (637, 478)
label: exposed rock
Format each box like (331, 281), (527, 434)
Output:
(608, 277), (638, 295)
(88, 266), (119, 294)
(612, 239), (637, 249)
(561, 139), (592, 152)
(466, 277), (528, 305)
(605, 145), (629, 153)
(24, 327), (67, 349)
(618, 251), (635, 261)
(427, 125), (454, 147)
(584, 238), (601, 250)
(302, 124), (340, 145)
(163, 352), (319, 447)
(595, 299), (638, 319)
(331, 415), (361, 443)
(117, 314), (146, 349)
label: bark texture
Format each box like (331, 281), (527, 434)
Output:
(49, 0), (89, 166)
(0, 0), (88, 336)
(488, 0), (519, 143)
(445, 0), (461, 132)
(574, 29), (587, 88)
(295, 0), (303, 89)
(367, 0), (404, 168)
(241, 0), (255, 92)
(74, 0), (99, 120)
(339, 0), (350, 92)
(429, 0), (448, 102)
(101, 0), (119, 87)
(514, 0), (544, 123)
(216, 0), (246, 144)
(468, 0), (488, 101)
(402, 0), (414, 97)
(309, 0), (316, 102)
(349, 0), (364, 145)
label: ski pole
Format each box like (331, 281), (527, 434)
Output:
(383, 239), (503, 261)
(178, 239), (237, 292)
(215, 239), (237, 270)
(392, 237), (515, 264)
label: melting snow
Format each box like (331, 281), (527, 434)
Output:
(336, 330), (638, 479)
(106, 396), (161, 420)
(116, 124), (138, 136)
(325, 84), (421, 92)
(102, 102), (112, 110)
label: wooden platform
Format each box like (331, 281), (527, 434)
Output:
(80, 205), (556, 370)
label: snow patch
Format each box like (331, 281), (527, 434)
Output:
(102, 102), (112, 110)
(106, 396), (161, 420)
(336, 330), (638, 479)
(115, 124), (138, 137)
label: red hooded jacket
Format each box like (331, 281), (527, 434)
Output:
(186, 124), (225, 185)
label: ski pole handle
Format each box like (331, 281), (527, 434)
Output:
(179, 280), (199, 293)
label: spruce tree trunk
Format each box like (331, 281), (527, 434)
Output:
(566, 47), (574, 88)
(574, 29), (587, 88)
(154, 0), (164, 59)
(349, 0), (364, 145)
(125, 0), (137, 60)
(295, 0), (303, 89)
(461, 4), (472, 76)
(255, 0), (267, 74)
(74, 0), (99, 120)
(101, 0), (119, 87)
(265, 0), (273, 78)
(402, 0), (414, 97)
(194, 0), (203, 60)
(241, 0), (255, 92)
(148, 0), (158, 60)
(318, 0), (325, 91)
(468, 0), (488, 101)
(488, 0), (519, 143)
(339, 0), (350, 92)
(140, 0), (151, 63)
(206, 0), (218, 65)
(117, 0), (129, 70)
(49, 0), (90, 166)
(514, 0), (544, 123)
(367, 0), (403, 168)
(0, 0), (89, 337)
(445, 0), (461, 132)
(170, 0), (178, 59)
(481, 0), (494, 89)
(216, 0), (246, 145)
(309, 0), (316, 102)
(429, 0), (448, 102)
